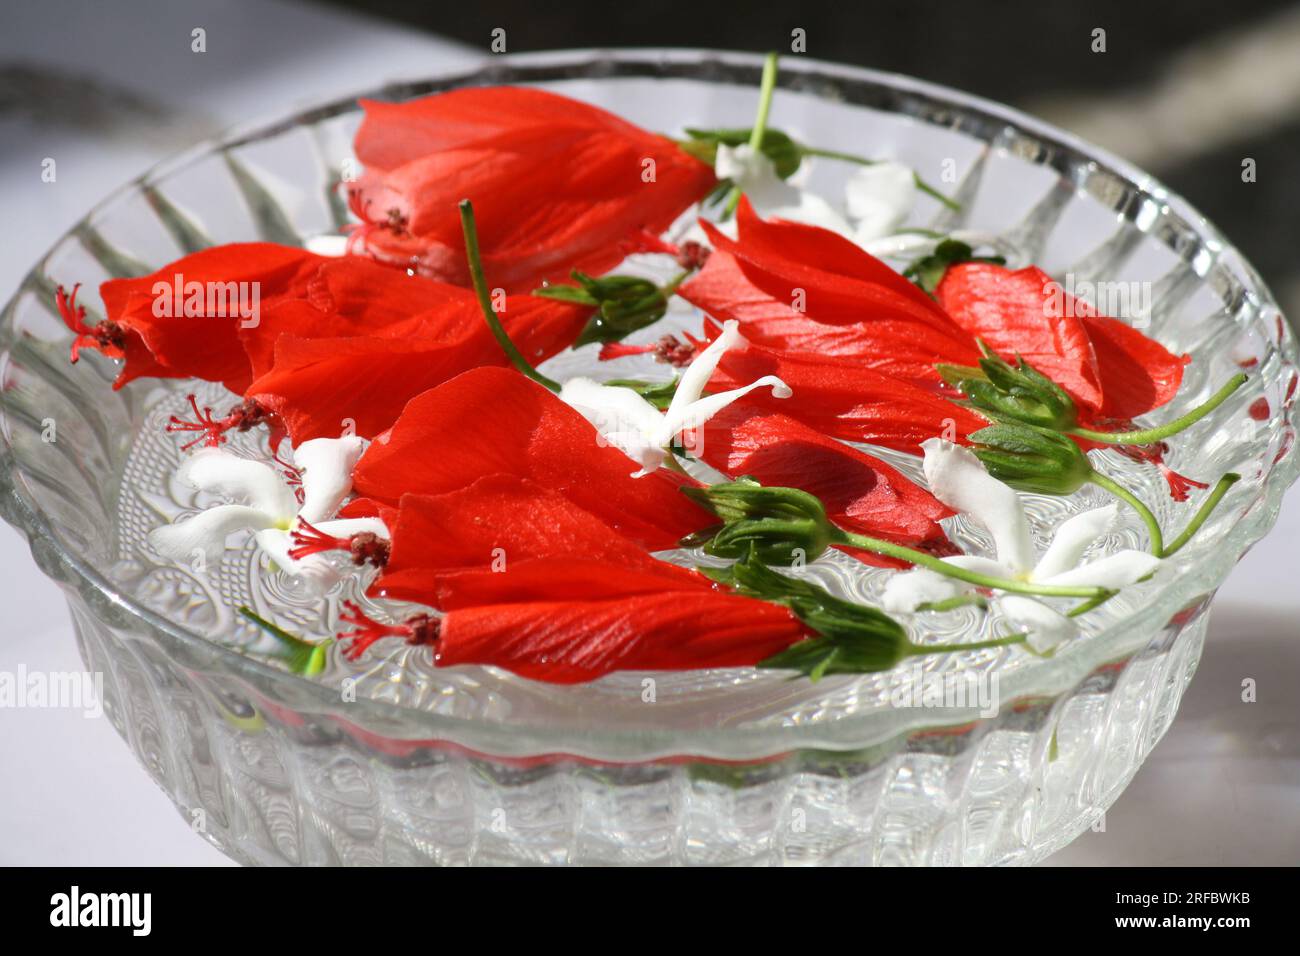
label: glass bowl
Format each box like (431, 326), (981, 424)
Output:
(2, 49), (1296, 866)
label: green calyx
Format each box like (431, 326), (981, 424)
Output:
(680, 126), (803, 182)
(534, 270), (676, 346)
(969, 422), (1093, 495)
(601, 377), (679, 410)
(708, 551), (912, 680)
(681, 477), (835, 566)
(904, 239), (1005, 295)
(939, 342), (1078, 431)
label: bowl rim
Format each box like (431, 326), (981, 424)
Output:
(3, 47), (1297, 762)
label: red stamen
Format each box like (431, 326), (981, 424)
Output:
(289, 519), (389, 567)
(337, 600), (438, 660)
(1113, 439), (1209, 502)
(598, 334), (697, 367)
(165, 394), (275, 451)
(57, 284), (126, 363)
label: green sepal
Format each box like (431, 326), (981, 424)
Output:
(969, 422), (1093, 495)
(945, 342), (1078, 430)
(534, 271), (670, 346)
(903, 239), (1005, 295)
(716, 552), (911, 680)
(680, 477), (834, 565)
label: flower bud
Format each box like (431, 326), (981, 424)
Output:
(535, 271), (669, 346)
(939, 344), (1077, 431)
(969, 422), (1093, 495)
(681, 478), (834, 565)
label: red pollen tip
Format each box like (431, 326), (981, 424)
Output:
(57, 283), (126, 363)
(165, 395), (274, 451)
(337, 600), (438, 660)
(289, 519), (389, 567)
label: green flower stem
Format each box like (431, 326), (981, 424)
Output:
(723, 52), (779, 217)
(917, 594), (988, 613)
(1162, 473), (1241, 557)
(798, 146), (960, 211)
(908, 632), (1028, 655)
(1066, 591), (1116, 618)
(1087, 470), (1165, 557)
(661, 269), (691, 299)
(833, 530), (1109, 599)
(459, 199), (561, 393)
(1069, 374), (1248, 445)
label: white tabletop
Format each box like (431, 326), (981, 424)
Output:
(1, 0), (1296, 866)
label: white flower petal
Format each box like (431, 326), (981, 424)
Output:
(1037, 549), (1161, 589)
(881, 568), (971, 613)
(999, 595), (1079, 654)
(845, 161), (916, 242)
(921, 438), (1035, 574)
(666, 320), (742, 416)
(715, 144), (801, 210)
(559, 378), (668, 475)
(1032, 505), (1118, 581)
(293, 435), (368, 524)
(765, 193), (855, 236)
(150, 504), (278, 566)
(661, 376), (790, 446)
(178, 449), (297, 520)
(305, 234), (348, 257)
(860, 229), (1001, 260)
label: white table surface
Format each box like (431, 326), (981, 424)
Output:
(1, 0), (1296, 867)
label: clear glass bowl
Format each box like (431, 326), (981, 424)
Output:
(2, 49), (1296, 866)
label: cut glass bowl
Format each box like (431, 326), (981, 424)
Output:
(2, 49), (1296, 865)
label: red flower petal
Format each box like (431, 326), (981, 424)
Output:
(98, 243), (324, 392)
(351, 367), (714, 550)
(373, 475), (706, 608)
(936, 263), (1106, 412)
(703, 331), (987, 452)
(700, 406), (955, 563)
(348, 87), (716, 291)
(677, 198), (979, 381)
(1079, 313), (1188, 419)
(245, 294), (589, 443)
(435, 591), (808, 683)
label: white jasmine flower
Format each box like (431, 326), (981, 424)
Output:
(149, 436), (386, 589)
(845, 161), (917, 243)
(882, 438), (1161, 653)
(560, 319), (790, 476)
(715, 144), (854, 235)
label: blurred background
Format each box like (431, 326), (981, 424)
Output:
(2, 0), (1297, 866)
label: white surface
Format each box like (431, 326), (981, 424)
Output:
(1, 0), (1297, 867)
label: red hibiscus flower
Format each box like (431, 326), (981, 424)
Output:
(699, 406), (957, 563)
(61, 243), (325, 391)
(346, 87), (717, 291)
(332, 473), (808, 680)
(935, 262), (1187, 421)
(244, 289), (588, 444)
(370, 474), (707, 609)
(351, 366), (714, 551)
(677, 197), (981, 382)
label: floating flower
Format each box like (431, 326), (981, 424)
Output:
(881, 439), (1161, 652)
(350, 366), (715, 551)
(149, 435), (386, 589)
(345, 86), (716, 291)
(558, 319), (791, 475)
